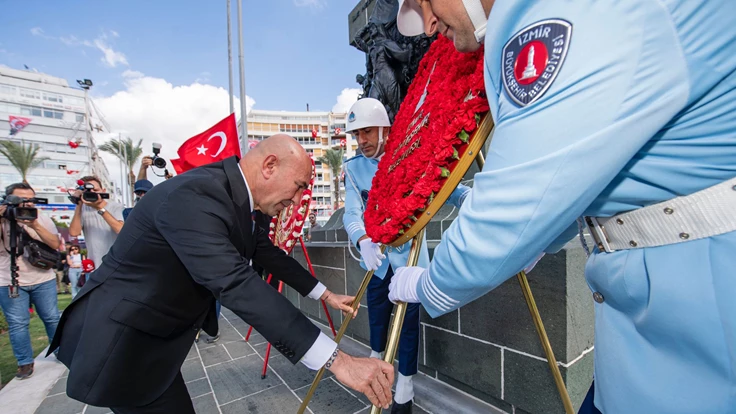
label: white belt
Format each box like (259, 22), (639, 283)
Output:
(585, 177), (736, 253)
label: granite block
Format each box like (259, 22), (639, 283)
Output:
(205, 356), (281, 404)
(200, 344), (232, 367)
(503, 351), (566, 414)
(192, 392), (219, 414)
(266, 354), (333, 390)
(181, 358), (206, 382)
(295, 377), (366, 414)
(220, 385), (302, 414)
(424, 326), (502, 399)
(459, 253), (568, 360)
(224, 340), (256, 359)
(421, 307), (458, 332)
(186, 378), (213, 398)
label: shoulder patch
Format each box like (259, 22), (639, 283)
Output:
(501, 19), (572, 107)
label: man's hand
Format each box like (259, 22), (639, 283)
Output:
(388, 266), (425, 304)
(328, 351), (394, 409)
(321, 290), (358, 319)
(0, 205), (6, 217)
(140, 156), (153, 169)
(358, 237), (385, 271)
(82, 194), (107, 210)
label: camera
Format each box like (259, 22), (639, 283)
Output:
(151, 142), (167, 169)
(68, 180), (109, 204)
(0, 194), (47, 221)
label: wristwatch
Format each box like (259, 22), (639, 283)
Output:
(97, 208), (107, 216)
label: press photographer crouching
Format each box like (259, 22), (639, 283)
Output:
(0, 183), (61, 380)
(69, 176), (124, 269)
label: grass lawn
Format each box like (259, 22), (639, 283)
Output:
(0, 294), (73, 387)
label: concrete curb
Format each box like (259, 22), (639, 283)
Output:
(0, 347), (67, 414)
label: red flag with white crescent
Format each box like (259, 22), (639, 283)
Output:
(170, 113), (241, 174)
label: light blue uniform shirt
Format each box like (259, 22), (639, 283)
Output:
(343, 154), (470, 279)
(419, 1), (736, 412)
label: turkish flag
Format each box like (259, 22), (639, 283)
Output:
(170, 113), (240, 174)
(9, 116), (32, 136)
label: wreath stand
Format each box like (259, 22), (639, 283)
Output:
(297, 115), (574, 414)
(244, 235), (337, 379)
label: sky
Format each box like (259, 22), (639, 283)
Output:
(0, 0), (366, 182)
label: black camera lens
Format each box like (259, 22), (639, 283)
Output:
(82, 192), (100, 203)
(153, 156), (167, 169)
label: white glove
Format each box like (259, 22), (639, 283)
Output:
(388, 266), (425, 304)
(358, 238), (385, 271)
(523, 253), (545, 274)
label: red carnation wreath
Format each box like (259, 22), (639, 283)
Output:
(365, 35), (490, 245)
(268, 157), (316, 252)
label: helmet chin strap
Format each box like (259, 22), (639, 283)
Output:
(462, 0), (488, 43)
(368, 127), (386, 160)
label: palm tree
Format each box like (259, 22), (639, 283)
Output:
(0, 140), (49, 184)
(99, 137), (143, 200)
(317, 148), (345, 211)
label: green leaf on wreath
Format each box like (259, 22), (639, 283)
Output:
(398, 229), (404, 235)
(452, 148), (459, 159)
(475, 113), (481, 124)
(440, 167), (451, 178)
(410, 215), (418, 222)
(428, 192), (435, 204)
(458, 130), (470, 143)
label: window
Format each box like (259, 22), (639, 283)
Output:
(43, 92), (63, 103)
(0, 84), (16, 95)
(19, 88), (41, 99)
(65, 96), (85, 106)
(76, 113), (85, 122)
(20, 105), (42, 116)
(43, 108), (64, 119)
(316, 173), (323, 181)
(0, 102), (20, 114)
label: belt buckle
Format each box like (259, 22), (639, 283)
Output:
(584, 216), (615, 253)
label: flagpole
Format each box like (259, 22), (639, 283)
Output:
(118, 133), (125, 205)
(236, 0), (249, 155)
(227, 0), (235, 115)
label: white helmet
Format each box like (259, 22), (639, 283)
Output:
(347, 98), (391, 132)
(396, 0), (487, 44)
(346, 98), (391, 159)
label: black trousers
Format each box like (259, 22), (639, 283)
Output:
(110, 373), (194, 414)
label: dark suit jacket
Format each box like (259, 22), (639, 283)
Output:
(49, 157), (321, 407)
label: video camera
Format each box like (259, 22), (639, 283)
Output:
(0, 194), (48, 221)
(68, 180), (110, 204)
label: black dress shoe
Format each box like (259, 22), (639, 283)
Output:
(390, 400), (412, 414)
(204, 333), (221, 344)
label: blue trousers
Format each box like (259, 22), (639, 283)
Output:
(0, 279), (60, 366)
(367, 267), (420, 376)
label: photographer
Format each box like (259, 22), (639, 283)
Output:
(137, 143), (173, 182)
(123, 179), (153, 220)
(69, 176), (124, 268)
(0, 183), (61, 380)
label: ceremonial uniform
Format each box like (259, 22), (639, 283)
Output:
(343, 153), (470, 376)
(407, 1), (736, 412)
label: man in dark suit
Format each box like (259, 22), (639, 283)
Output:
(50, 135), (395, 413)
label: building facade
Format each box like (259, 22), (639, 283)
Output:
(0, 67), (116, 223)
(243, 109), (358, 224)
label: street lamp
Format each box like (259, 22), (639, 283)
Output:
(76, 79), (93, 90)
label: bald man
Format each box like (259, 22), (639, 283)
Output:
(50, 135), (395, 413)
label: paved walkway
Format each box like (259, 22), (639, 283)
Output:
(29, 307), (433, 414)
